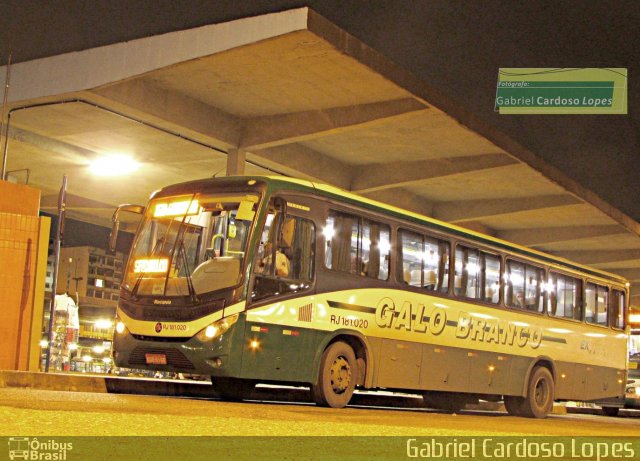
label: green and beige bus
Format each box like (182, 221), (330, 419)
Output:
(110, 176), (629, 418)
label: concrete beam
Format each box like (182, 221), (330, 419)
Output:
(497, 225), (628, 247)
(226, 148), (246, 176)
(239, 98), (427, 151)
(554, 249), (640, 266)
(610, 268), (640, 282)
(350, 154), (517, 194)
(7, 126), (96, 164)
(2, 8), (310, 103)
(454, 220), (498, 237)
(248, 144), (353, 189)
(91, 80), (243, 149)
(433, 194), (581, 223)
(40, 193), (117, 215)
(360, 188), (434, 218)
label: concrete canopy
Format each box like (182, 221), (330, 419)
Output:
(1, 8), (639, 302)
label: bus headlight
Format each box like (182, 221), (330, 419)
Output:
(115, 321), (126, 334)
(196, 314), (239, 342)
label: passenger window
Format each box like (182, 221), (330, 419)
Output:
(483, 253), (501, 304)
(324, 211), (390, 280)
(252, 204), (315, 302)
(610, 289), (625, 329)
(399, 230), (450, 293)
(454, 245), (499, 303)
(361, 219), (391, 280)
(548, 273), (583, 320)
(585, 283), (609, 326)
(504, 260), (544, 312)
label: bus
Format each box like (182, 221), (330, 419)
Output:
(109, 176), (629, 418)
(626, 311), (640, 410)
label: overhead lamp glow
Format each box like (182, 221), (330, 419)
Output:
(90, 154), (140, 176)
(94, 319), (113, 329)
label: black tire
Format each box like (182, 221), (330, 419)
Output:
(601, 406), (620, 417)
(519, 366), (555, 418)
(311, 341), (357, 408)
(503, 395), (526, 416)
(211, 377), (254, 401)
(422, 391), (467, 413)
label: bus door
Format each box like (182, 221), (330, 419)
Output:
(243, 196), (318, 382)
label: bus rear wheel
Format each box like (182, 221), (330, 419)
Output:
(503, 395), (526, 416)
(311, 341), (357, 408)
(211, 377), (254, 401)
(507, 366), (554, 418)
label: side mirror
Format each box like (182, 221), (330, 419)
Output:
(109, 204), (145, 252)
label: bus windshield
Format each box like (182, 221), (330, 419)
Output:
(124, 192), (259, 298)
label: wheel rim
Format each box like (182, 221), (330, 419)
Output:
(534, 377), (548, 407)
(329, 355), (351, 394)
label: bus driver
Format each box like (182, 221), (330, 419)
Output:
(257, 242), (290, 277)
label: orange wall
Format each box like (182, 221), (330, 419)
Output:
(0, 180), (40, 216)
(0, 182), (47, 370)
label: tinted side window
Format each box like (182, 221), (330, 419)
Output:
(399, 230), (449, 293)
(585, 283), (608, 326)
(504, 260), (544, 312)
(610, 289), (625, 329)
(548, 273), (583, 320)
(454, 245), (500, 303)
(324, 211), (390, 280)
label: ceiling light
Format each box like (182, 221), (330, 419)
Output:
(90, 154), (140, 176)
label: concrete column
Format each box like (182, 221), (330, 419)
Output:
(226, 148), (246, 176)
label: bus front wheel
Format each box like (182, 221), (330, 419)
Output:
(311, 341), (357, 408)
(506, 366), (554, 418)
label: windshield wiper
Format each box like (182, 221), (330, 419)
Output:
(162, 194), (198, 300)
(178, 239), (198, 303)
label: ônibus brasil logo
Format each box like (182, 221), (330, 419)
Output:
(7, 437), (73, 460)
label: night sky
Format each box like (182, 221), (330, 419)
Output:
(2, 0), (639, 220)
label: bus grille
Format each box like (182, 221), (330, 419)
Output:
(128, 347), (195, 370)
(119, 298), (225, 322)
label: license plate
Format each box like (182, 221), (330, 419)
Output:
(145, 353), (167, 365)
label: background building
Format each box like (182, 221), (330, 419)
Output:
(50, 246), (126, 373)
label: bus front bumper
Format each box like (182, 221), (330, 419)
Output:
(113, 327), (242, 377)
